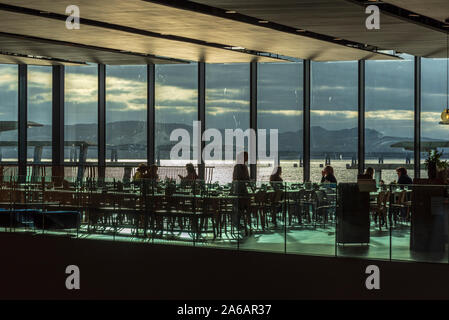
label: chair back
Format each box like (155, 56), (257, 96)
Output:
(272, 189), (283, 203)
(254, 190), (267, 204)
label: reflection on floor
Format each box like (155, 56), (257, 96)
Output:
(5, 220), (447, 264)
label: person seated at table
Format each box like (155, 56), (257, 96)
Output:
(178, 163), (198, 182)
(133, 163), (147, 182)
(270, 166), (283, 189)
(364, 167), (374, 179)
(396, 167), (412, 185)
(270, 166), (283, 182)
(145, 164), (159, 181)
(321, 165), (337, 184)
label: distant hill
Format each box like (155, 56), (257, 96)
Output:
(0, 121), (432, 160)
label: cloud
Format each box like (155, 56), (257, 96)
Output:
(156, 105), (197, 113)
(259, 109), (303, 116)
(66, 72), (98, 104)
(366, 109), (414, 121)
(106, 76), (146, 111)
(421, 111), (442, 123)
(0, 66), (17, 91)
(206, 106), (249, 116)
(311, 109), (357, 118)
(155, 84), (197, 104)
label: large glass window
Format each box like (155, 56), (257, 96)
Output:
(257, 62), (303, 182)
(27, 66), (52, 163)
(155, 63), (198, 167)
(311, 61), (358, 183)
(0, 65), (18, 162)
(421, 58), (449, 176)
(65, 64), (98, 163)
(205, 63), (250, 184)
(106, 65), (147, 163)
(365, 54), (414, 184)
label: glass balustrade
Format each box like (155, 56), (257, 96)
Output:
(0, 173), (447, 264)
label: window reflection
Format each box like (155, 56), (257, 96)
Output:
(155, 63), (198, 167)
(27, 65), (52, 163)
(65, 64), (98, 163)
(106, 65), (147, 163)
(257, 62), (303, 182)
(421, 58), (449, 177)
(366, 54), (414, 184)
(311, 61), (358, 183)
(205, 63), (250, 184)
(0, 65), (18, 162)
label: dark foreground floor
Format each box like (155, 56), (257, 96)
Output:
(1, 232), (449, 299)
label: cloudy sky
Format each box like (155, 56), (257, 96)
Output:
(0, 56), (448, 142)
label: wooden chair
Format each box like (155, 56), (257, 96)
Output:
(314, 190), (332, 227)
(268, 189), (283, 227)
(370, 190), (390, 230)
(390, 190), (411, 225)
(250, 190), (267, 231)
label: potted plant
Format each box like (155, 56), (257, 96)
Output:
(424, 150), (449, 182)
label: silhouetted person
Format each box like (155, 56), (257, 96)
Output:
(270, 166), (283, 190)
(321, 165), (337, 183)
(178, 163), (198, 181)
(270, 166), (283, 182)
(231, 158), (252, 233)
(145, 164), (159, 181)
(133, 163), (147, 182)
(396, 167), (412, 185)
(364, 167), (374, 179)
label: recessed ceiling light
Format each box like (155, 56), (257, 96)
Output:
(258, 20), (269, 24)
(225, 10), (236, 14)
(409, 13), (420, 17)
(224, 46), (245, 50)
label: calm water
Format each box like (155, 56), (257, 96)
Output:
(160, 159), (424, 184)
(8, 158), (424, 185)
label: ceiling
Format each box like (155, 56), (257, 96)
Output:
(0, 10), (283, 64)
(191, 0), (449, 58)
(383, 0), (449, 23)
(0, 52), (83, 65)
(0, 33), (184, 65)
(0, 0), (398, 63)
